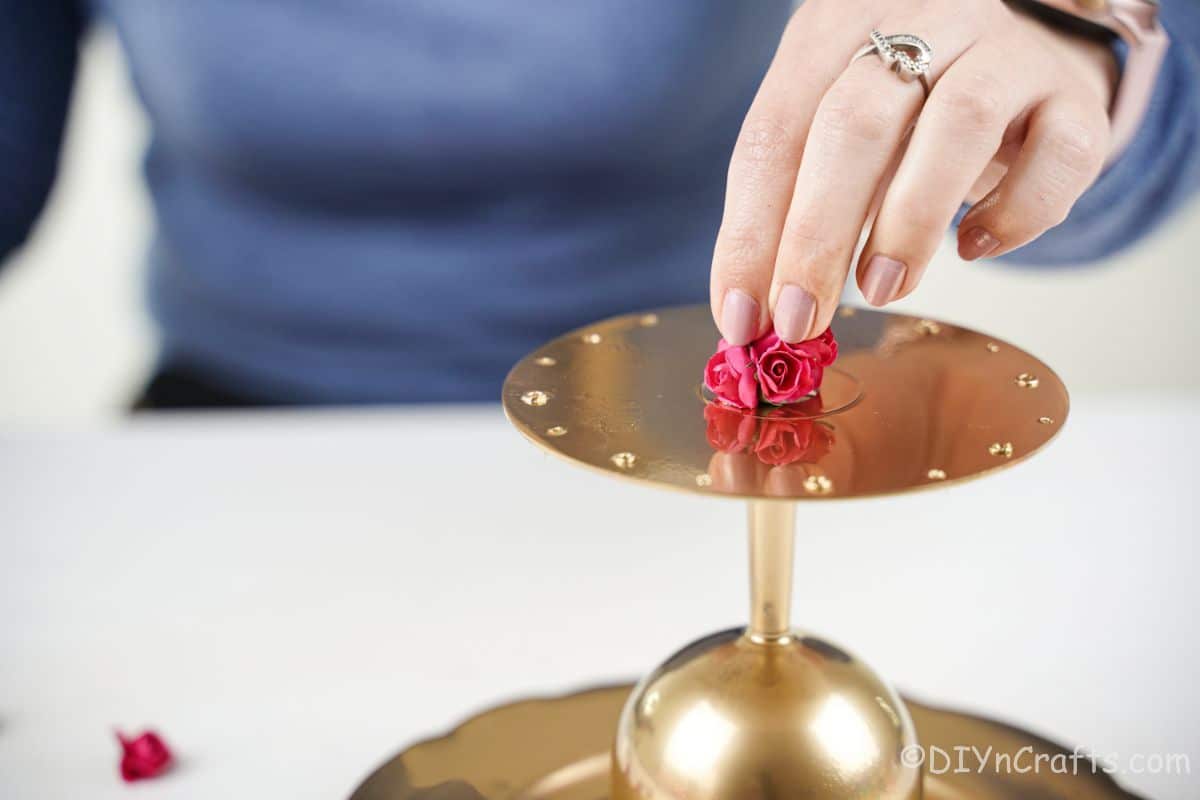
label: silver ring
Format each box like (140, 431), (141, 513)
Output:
(851, 30), (933, 96)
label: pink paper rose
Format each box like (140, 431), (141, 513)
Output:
(116, 730), (173, 782)
(703, 327), (838, 409)
(703, 341), (758, 410)
(750, 333), (819, 405)
(790, 326), (839, 366)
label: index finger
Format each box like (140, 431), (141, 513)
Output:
(710, 6), (873, 345)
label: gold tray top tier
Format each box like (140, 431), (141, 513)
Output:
(503, 305), (1068, 500)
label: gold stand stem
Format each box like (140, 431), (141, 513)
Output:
(747, 500), (796, 642)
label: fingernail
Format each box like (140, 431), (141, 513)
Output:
(773, 284), (817, 343)
(960, 226), (1000, 260)
(862, 255), (907, 307)
(720, 289), (759, 346)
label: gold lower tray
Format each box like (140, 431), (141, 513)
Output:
(350, 684), (1140, 800)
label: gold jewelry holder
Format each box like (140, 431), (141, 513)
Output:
(352, 305), (1138, 799)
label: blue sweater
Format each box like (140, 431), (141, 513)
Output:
(3, 2), (1198, 403)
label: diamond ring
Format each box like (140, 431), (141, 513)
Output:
(851, 30), (934, 97)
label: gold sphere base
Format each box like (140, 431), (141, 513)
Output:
(612, 628), (921, 800)
(349, 681), (1139, 799)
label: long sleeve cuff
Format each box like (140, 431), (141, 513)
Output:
(987, 1), (1200, 267)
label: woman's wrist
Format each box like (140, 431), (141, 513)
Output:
(1004, 0), (1169, 166)
(1011, 5), (1119, 110)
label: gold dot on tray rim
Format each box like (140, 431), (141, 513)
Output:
(916, 319), (942, 335)
(640, 313), (659, 326)
(534, 356), (557, 366)
(611, 452), (637, 470)
(839, 307), (857, 317)
(989, 442), (1014, 458)
(1016, 373), (1040, 388)
(927, 468), (947, 481)
(582, 333), (603, 344)
(986, 342), (1000, 353)
(1039, 416), (1055, 425)
(803, 475), (833, 495)
(520, 390), (549, 407)
(546, 426), (567, 437)
(695, 474), (713, 487)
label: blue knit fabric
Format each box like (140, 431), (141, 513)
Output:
(1, 2), (1197, 402)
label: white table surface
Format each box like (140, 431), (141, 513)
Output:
(2, 393), (1197, 799)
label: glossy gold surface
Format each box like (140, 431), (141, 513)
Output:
(350, 305), (1083, 800)
(350, 683), (1139, 800)
(611, 630), (921, 800)
(747, 501), (794, 641)
(502, 305), (1069, 500)
(606, 497), (919, 799)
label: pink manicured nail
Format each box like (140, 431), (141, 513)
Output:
(720, 289), (759, 346)
(960, 226), (1000, 260)
(862, 255), (907, 307)
(773, 284), (817, 343)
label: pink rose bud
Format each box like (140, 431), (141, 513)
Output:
(704, 327), (838, 409)
(116, 730), (173, 782)
(703, 341), (759, 409)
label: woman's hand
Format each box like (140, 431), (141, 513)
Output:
(711, 0), (1118, 346)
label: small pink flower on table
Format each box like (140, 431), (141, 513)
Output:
(116, 729), (173, 782)
(704, 327), (838, 409)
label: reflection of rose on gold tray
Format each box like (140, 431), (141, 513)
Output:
(705, 403), (835, 466)
(704, 403), (837, 496)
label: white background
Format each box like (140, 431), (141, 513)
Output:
(1, 403), (1197, 799)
